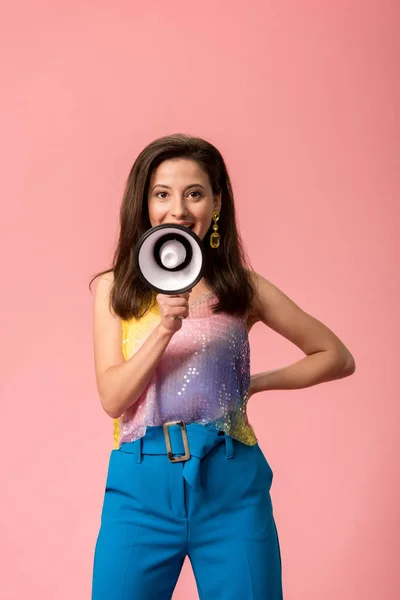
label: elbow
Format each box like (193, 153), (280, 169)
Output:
(99, 394), (124, 419)
(338, 350), (356, 378)
(97, 375), (128, 419)
(104, 406), (123, 419)
(322, 347), (356, 381)
(344, 353), (356, 376)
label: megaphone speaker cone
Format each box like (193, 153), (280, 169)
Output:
(159, 239), (186, 269)
(134, 224), (205, 295)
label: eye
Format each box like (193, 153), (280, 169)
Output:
(188, 191), (201, 199)
(156, 191), (168, 199)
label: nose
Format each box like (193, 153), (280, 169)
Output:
(170, 197), (189, 219)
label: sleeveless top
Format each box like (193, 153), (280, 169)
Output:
(113, 291), (257, 448)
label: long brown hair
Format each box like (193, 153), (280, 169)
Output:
(89, 133), (254, 320)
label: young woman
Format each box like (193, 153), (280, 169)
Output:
(90, 133), (355, 600)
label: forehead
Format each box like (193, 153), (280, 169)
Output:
(149, 158), (209, 186)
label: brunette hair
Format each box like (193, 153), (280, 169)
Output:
(89, 133), (254, 320)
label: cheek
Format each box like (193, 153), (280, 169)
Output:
(148, 203), (164, 224)
(199, 209), (213, 229)
(194, 204), (212, 222)
(197, 218), (213, 240)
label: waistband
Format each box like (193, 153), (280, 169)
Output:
(119, 422), (235, 493)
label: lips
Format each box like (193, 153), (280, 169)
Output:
(173, 222), (194, 229)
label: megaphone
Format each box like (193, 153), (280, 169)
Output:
(134, 224), (205, 294)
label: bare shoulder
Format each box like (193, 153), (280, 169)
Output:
(247, 270), (312, 319)
(94, 270), (114, 300)
(93, 271), (124, 380)
(246, 269), (354, 359)
(246, 270), (280, 325)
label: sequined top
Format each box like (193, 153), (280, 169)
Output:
(113, 291), (257, 448)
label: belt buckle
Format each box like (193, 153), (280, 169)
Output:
(163, 420), (191, 463)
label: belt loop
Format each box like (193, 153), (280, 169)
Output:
(134, 436), (142, 463)
(225, 435), (234, 459)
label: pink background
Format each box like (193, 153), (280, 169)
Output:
(1, 1), (399, 598)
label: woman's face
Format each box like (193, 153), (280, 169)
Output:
(147, 158), (221, 241)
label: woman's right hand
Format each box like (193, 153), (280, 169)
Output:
(156, 290), (192, 334)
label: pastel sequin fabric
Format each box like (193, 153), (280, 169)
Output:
(114, 292), (257, 448)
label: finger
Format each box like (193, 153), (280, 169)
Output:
(162, 298), (190, 307)
(157, 291), (192, 302)
(165, 307), (189, 319)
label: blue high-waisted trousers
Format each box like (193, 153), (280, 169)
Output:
(92, 422), (283, 599)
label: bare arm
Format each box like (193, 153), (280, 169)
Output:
(248, 272), (356, 395)
(93, 273), (189, 418)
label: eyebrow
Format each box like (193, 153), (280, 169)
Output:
(151, 183), (205, 192)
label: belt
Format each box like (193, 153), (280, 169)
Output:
(119, 421), (235, 493)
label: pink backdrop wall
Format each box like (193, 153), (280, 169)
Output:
(1, 1), (398, 598)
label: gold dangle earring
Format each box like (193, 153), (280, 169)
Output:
(210, 210), (220, 248)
